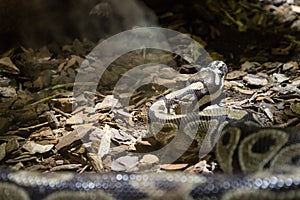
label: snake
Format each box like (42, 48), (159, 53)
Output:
(1, 61), (300, 199)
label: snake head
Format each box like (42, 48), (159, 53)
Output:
(185, 60), (227, 105)
(187, 61), (227, 87)
(208, 60), (228, 78)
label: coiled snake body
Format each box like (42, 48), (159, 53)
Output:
(1, 61), (300, 200)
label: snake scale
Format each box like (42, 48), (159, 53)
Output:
(1, 61), (300, 199)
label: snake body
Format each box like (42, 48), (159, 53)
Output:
(1, 165), (300, 200)
(1, 61), (300, 199)
(148, 61), (260, 158)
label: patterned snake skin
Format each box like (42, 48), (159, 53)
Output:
(0, 61), (300, 200)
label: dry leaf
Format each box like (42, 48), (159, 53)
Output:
(160, 163), (188, 170)
(35, 46), (52, 60)
(51, 98), (75, 113)
(243, 74), (268, 86)
(291, 5), (300, 14)
(56, 126), (90, 150)
(226, 70), (247, 80)
(290, 101), (300, 115)
(260, 102), (275, 122)
(95, 95), (118, 110)
(273, 73), (289, 83)
(241, 61), (260, 71)
(111, 129), (137, 146)
(0, 143), (6, 161)
(282, 61), (298, 71)
(185, 160), (213, 174)
(49, 164), (82, 171)
(0, 57), (20, 74)
(111, 155), (139, 172)
(97, 125), (111, 158)
(23, 141), (54, 154)
(232, 86), (255, 95)
(65, 113), (84, 125)
(5, 139), (19, 154)
(0, 87), (17, 98)
(88, 153), (104, 172)
(139, 154), (159, 165)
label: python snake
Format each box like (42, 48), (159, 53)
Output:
(1, 61), (300, 199)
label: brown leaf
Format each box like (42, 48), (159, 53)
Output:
(49, 164), (82, 171)
(97, 125), (111, 158)
(23, 141), (54, 154)
(282, 61), (298, 71)
(0, 143), (6, 161)
(243, 74), (268, 86)
(51, 98), (75, 113)
(232, 86), (255, 95)
(260, 102), (276, 122)
(185, 160), (213, 174)
(0, 86), (17, 98)
(57, 55), (77, 72)
(226, 70), (247, 80)
(290, 101), (300, 115)
(273, 73), (289, 83)
(0, 57), (20, 75)
(160, 163), (188, 170)
(87, 153), (104, 172)
(139, 154), (159, 165)
(95, 95), (118, 110)
(111, 155), (139, 172)
(5, 139), (19, 154)
(291, 5), (300, 14)
(56, 126), (90, 150)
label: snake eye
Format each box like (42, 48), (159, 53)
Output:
(215, 61), (227, 73)
(221, 63), (228, 73)
(214, 61), (228, 77)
